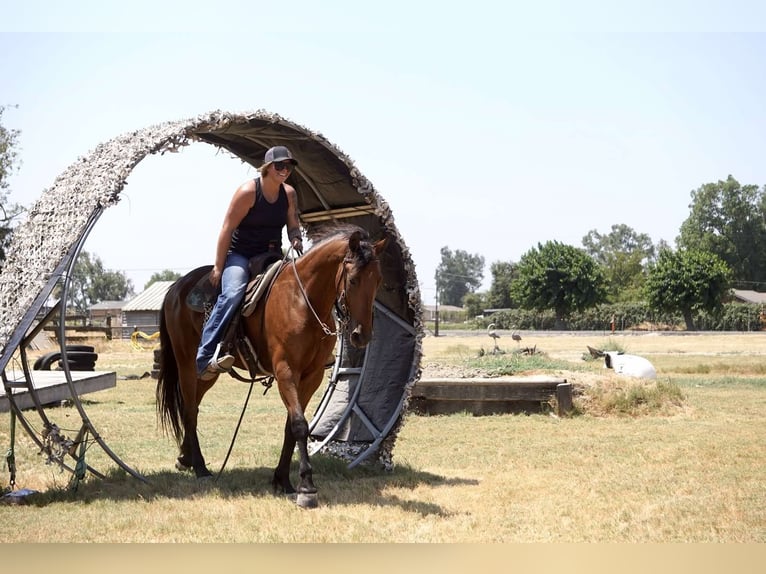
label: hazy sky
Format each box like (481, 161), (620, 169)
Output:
(2, 2), (765, 304)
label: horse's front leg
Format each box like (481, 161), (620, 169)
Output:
(273, 366), (319, 508)
(273, 407), (317, 508)
(292, 409), (317, 508)
(272, 414), (297, 495)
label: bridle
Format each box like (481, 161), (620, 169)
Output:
(288, 249), (353, 338)
(333, 258), (352, 331)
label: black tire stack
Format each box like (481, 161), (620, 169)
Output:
(152, 348), (161, 379)
(33, 345), (98, 372)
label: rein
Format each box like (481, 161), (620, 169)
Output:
(289, 249), (350, 337)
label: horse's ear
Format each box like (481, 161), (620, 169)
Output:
(349, 230), (363, 253)
(373, 236), (389, 256)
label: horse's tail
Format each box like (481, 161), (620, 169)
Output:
(156, 291), (184, 446)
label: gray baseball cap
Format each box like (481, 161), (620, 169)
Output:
(264, 146), (298, 165)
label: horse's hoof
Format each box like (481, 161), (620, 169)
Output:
(195, 467), (213, 480)
(296, 492), (319, 509)
(175, 460), (191, 472)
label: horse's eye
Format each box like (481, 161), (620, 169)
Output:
(349, 277), (358, 286)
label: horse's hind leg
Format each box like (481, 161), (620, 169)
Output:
(177, 406), (211, 478)
(178, 367), (215, 478)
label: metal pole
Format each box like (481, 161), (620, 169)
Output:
(434, 272), (440, 337)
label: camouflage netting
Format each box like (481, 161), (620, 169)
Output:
(0, 109), (424, 469)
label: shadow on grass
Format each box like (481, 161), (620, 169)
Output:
(22, 454), (478, 517)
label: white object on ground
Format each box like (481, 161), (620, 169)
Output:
(604, 351), (657, 379)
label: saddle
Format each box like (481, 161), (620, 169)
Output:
(186, 250), (285, 380)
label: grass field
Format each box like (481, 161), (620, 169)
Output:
(1, 331), (765, 542)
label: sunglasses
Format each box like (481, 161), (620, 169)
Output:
(273, 161), (294, 172)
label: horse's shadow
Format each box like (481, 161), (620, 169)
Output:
(24, 455), (478, 517)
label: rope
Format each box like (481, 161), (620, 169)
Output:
(68, 429), (89, 492)
(130, 330), (160, 351)
(215, 378), (257, 482)
(4, 409), (16, 491)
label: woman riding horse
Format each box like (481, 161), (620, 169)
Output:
(196, 145), (303, 382)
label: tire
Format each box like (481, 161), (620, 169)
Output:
(64, 350), (98, 361)
(34, 347), (96, 370)
(65, 345), (95, 353)
(37, 352), (62, 370)
(57, 351), (98, 371)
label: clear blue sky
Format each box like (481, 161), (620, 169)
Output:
(2, 2), (765, 304)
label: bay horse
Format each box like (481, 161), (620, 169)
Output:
(156, 225), (387, 507)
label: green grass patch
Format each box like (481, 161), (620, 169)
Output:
(465, 350), (578, 376)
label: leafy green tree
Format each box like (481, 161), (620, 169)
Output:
(486, 261), (517, 309)
(677, 175), (766, 287)
(462, 291), (486, 318)
(435, 247), (485, 307)
(582, 223), (655, 302)
(0, 105), (24, 267)
(644, 248), (732, 331)
(145, 269), (181, 290)
(56, 251), (135, 313)
(511, 241), (607, 329)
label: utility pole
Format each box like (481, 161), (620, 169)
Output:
(434, 272), (440, 337)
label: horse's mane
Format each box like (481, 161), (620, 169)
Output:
(306, 223), (376, 265)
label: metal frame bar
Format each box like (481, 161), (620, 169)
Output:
(1, 206), (148, 484)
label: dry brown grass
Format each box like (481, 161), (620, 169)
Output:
(1, 333), (765, 542)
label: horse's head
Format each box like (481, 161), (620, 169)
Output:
(339, 230), (388, 348)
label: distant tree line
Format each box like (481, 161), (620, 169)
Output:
(436, 175), (766, 331)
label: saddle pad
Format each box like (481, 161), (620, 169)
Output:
(242, 260), (283, 317)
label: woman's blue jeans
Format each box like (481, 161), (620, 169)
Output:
(196, 252), (250, 375)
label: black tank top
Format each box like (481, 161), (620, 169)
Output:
(229, 178), (288, 258)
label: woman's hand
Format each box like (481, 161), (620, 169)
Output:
(210, 266), (223, 289)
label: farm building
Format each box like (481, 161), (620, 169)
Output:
(423, 304), (464, 322)
(89, 300), (124, 339)
(120, 281), (175, 337)
(731, 289), (766, 305)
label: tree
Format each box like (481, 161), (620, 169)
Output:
(511, 241), (607, 329)
(145, 269), (181, 290)
(644, 248), (732, 331)
(677, 175), (766, 288)
(582, 223), (655, 302)
(435, 247), (484, 307)
(0, 105), (24, 267)
(462, 292), (486, 319)
(56, 251), (135, 313)
(486, 261), (517, 309)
